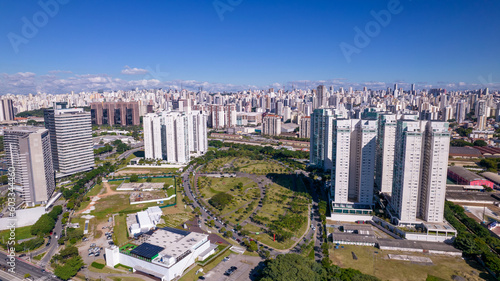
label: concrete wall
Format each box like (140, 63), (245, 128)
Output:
(405, 233), (454, 243)
(329, 214), (373, 222)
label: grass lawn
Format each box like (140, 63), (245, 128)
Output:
(91, 193), (160, 220)
(33, 253), (45, 260)
(202, 157), (234, 172)
(330, 245), (495, 281)
(158, 190), (194, 228)
(179, 249), (231, 281)
(115, 167), (179, 175)
(111, 277), (148, 281)
(249, 183), (309, 250)
(86, 183), (103, 197)
(88, 259), (126, 274)
(114, 214), (129, 246)
(0, 225), (33, 242)
(198, 176), (259, 220)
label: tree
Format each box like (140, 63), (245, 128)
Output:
(31, 214), (55, 236)
(248, 240), (258, 252)
(130, 174), (139, 182)
(209, 192), (233, 210)
(54, 256), (84, 280)
(260, 253), (379, 281)
(450, 139), (473, 147)
(474, 140), (488, 147)
(146, 177), (153, 182)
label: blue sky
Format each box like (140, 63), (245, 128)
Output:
(1, 0), (500, 94)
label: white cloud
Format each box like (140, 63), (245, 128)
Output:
(48, 70), (73, 74)
(121, 66), (149, 75)
(0, 72), (498, 95)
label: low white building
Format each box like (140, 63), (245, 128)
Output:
(129, 206), (163, 236)
(106, 228), (214, 281)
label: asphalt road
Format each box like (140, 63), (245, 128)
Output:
(182, 164), (325, 259)
(0, 251), (57, 280)
(39, 215), (63, 268)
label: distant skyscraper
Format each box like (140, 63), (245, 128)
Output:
(299, 116), (311, 138)
(144, 113), (162, 160)
(310, 108), (348, 171)
(455, 100), (466, 123)
(316, 85), (327, 108)
(0, 99), (15, 121)
(310, 109), (334, 171)
(475, 100), (487, 130)
(90, 102), (140, 126)
(44, 105), (94, 178)
(4, 127), (55, 206)
(442, 106), (453, 121)
(262, 114), (281, 136)
(144, 110), (207, 164)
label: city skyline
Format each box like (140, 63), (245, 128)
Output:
(1, 0), (500, 94)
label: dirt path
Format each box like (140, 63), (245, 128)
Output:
(75, 182), (119, 215)
(101, 181), (118, 197)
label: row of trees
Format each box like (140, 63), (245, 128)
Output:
(450, 139), (487, 147)
(258, 254), (379, 281)
(93, 144), (113, 155)
(445, 201), (500, 276)
(31, 205), (62, 236)
(52, 246), (84, 280)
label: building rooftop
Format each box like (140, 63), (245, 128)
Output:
(449, 146), (482, 158)
(481, 172), (500, 185)
(332, 233), (378, 244)
(378, 239), (461, 253)
(448, 166), (486, 182)
(145, 228), (208, 260)
(474, 146), (500, 156)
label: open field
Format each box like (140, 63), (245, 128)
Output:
(237, 159), (288, 174)
(330, 245), (494, 281)
(86, 183), (104, 197)
(247, 183), (309, 250)
(114, 214), (129, 246)
(198, 176), (260, 222)
(89, 193), (161, 220)
(0, 225), (33, 242)
(157, 189), (195, 229)
(202, 157), (235, 172)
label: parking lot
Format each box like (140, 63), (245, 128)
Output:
(202, 254), (262, 281)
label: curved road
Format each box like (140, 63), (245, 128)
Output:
(182, 164), (324, 259)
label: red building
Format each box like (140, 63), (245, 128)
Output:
(447, 166), (494, 188)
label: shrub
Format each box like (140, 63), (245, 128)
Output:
(91, 262), (105, 269)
